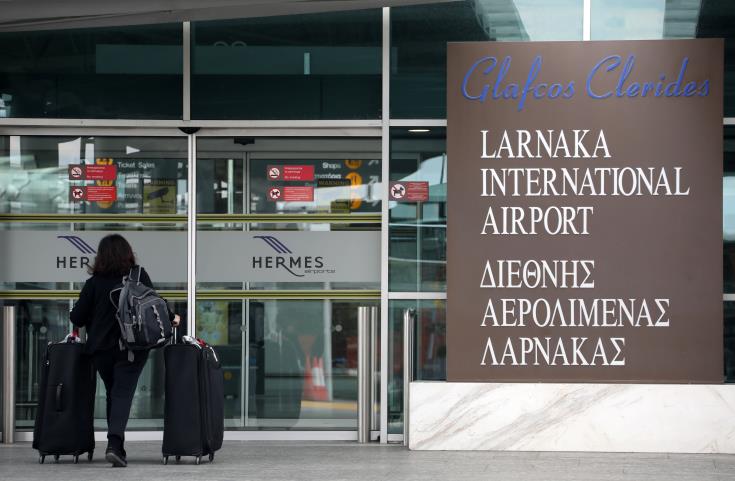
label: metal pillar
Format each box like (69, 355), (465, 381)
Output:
(402, 308), (416, 447)
(357, 306), (374, 443)
(370, 307), (380, 433)
(2, 306), (16, 444)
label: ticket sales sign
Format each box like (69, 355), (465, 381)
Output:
(446, 40), (723, 382)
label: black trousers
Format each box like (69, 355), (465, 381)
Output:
(92, 348), (149, 450)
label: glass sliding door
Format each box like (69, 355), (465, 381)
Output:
(0, 134), (189, 432)
(195, 136), (381, 431)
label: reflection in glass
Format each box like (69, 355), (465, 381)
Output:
(591, 0), (669, 40)
(726, 302), (735, 382)
(13, 299), (187, 430)
(0, 136), (188, 215)
(194, 299), (378, 430)
(196, 137), (381, 216)
(191, 10), (381, 119)
(390, 0), (582, 118)
(591, 0), (734, 115)
(387, 299), (446, 435)
(726, 127), (735, 292)
(389, 128), (447, 292)
(0, 24), (182, 119)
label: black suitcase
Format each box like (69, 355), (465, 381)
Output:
(162, 336), (224, 465)
(33, 331), (96, 464)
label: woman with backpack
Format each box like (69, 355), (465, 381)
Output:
(70, 234), (180, 467)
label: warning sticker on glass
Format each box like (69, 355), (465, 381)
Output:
(68, 186), (117, 202)
(267, 186), (314, 202)
(389, 181), (429, 202)
(267, 165), (315, 181)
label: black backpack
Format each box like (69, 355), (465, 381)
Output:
(111, 266), (173, 360)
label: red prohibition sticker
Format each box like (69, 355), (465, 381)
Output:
(266, 165), (314, 181)
(389, 181), (429, 202)
(267, 166), (282, 180)
(268, 186), (282, 200)
(69, 186), (117, 202)
(267, 186), (314, 202)
(70, 186), (86, 200)
(68, 164), (117, 181)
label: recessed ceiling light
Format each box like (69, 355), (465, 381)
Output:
(408, 129), (430, 133)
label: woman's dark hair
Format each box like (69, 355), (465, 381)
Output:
(89, 234), (136, 276)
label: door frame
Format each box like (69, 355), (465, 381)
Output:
(0, 125), (386, 442)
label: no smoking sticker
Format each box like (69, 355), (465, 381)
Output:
(268, 167), (281, 180)
(69, 166), (84, 180)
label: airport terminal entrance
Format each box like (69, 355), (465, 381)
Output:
(0, 130), (382, 441)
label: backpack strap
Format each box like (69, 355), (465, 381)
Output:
(130, 266), (142, 285)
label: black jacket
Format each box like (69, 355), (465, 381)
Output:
(70, 267), (174, 353)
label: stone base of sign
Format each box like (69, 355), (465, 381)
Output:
(409, 382), (735, 453)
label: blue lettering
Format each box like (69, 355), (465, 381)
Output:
(461, 56), (497, 101)
(699, 80), (709, 96)
(533, 83), (547, 99)
(615, 55), (635, 97)
(587, 55), (622, 99)
(563, 82), (575, 98)
(494, 56), (512, 99)
(518, 56), (543, 110)
(664, 57), (688, 97)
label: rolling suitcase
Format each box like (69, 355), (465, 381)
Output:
(162, 333), (224, 465)
(33, 330), (96, 464)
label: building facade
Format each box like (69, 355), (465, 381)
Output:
(0, 0), (733, 446)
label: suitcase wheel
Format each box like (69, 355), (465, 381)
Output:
(209, 453), (214, 462)
(88, 451), (93, 462)
(73, 455), (79, 464)
(162, 456), (168, 465)
(54, 454), (59, 463)
(175, 455), (181, 462)
(38, 455), (45, 464)
(195, 456), (201, 465)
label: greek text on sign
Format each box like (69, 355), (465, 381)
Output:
(68, 186), (117, 202)
(267, 165), (315, 181)
(390, 181), (429, 202)
(68, 164), (117, 181)
(268, 186), (314, 202)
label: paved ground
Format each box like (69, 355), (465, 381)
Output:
(2, 441), (735, 481)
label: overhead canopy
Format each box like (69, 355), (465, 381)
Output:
(0, 0), (448, 32)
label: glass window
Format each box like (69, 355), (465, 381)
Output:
(726, 126), (735, 293)
(191, 10), (382, 119)
(389, 128), (446, 292)
(1, 135), (189, 430)
(388, 299), (446, 434)
(0, 24), (183, 119)
(390, 0), (583, 118)
(591, 0), (735, 116)
(191, 298), (378, 430)
(0, 136), (188, 215)
(726, 302), (735, 382)
(12, 300), (188, 431)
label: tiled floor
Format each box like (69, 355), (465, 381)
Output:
(1, 441), (734, 481)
